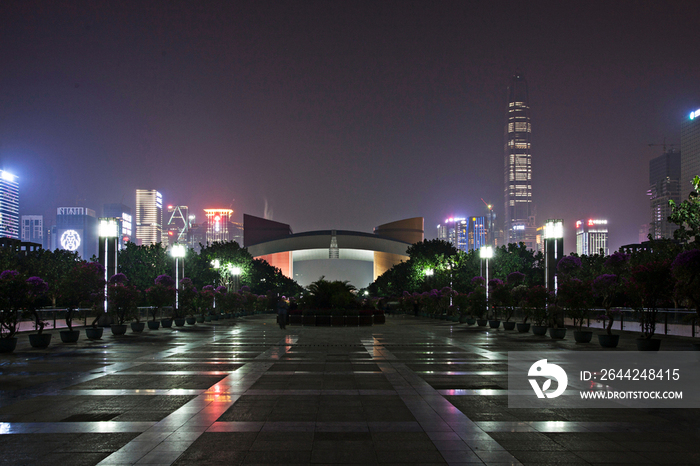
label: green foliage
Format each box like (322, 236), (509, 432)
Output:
(117, 242), (170, 295)
(107, 281), (140, 325)
(490, 243), (544, 286)
(303, 277), (357, 310)
(59, 261), (106, 331)
(558, 278), (592, 331)
(0, 270), (26, 338)
(669, 175), (700, 247)
(626, 260), (674, 339)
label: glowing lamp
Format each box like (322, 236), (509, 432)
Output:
(1, 170), (16, 182)
(171, 243), (186, 258)
(98, 219), (118, 237)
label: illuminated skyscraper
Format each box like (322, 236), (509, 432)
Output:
(648, 149), (681, 239)
(504, 72), (536, 249)
(204, 209), (233, 244)
(166, 205), (189, 247)
(135, 189), (162, 245)
(681, 108), (700, 201)
(437, 217), (467, 251)
(0, 170), (19, 239)
(21, 215), (43, 244)
(576, 219), (608, 256)
(103, 203), (132, 249)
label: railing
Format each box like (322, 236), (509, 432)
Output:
(11, 306), (175, 333)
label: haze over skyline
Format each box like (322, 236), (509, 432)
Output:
(2, 1), (700, 253)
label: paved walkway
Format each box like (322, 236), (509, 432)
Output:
(1, 315), (699, 465)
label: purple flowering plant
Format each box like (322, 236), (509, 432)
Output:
(26, 276), (49, 334)
(146, 275), (176, 321)
(60, 262), (106, 331)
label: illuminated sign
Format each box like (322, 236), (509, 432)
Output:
(57, 207), (85, 216)
(513, 225), (525, 231)
(156, 191), (163, 209)
(576, 221), (582, 228)
(587, 219), (607, 226)
(60, 230), (81, 251)
(690, 109), (700, 120)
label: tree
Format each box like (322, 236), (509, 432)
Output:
(118, 242), (170, 295)
(669, 175), (700, 247)
(671, 249), (700, 321)
(626, 260), (674, 339)
(59, 261), (106, 331)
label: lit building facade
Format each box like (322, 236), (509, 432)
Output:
(437, 218), (467, 251)
(103, 203), (132, 249)
(0, 170), (19, 239)
(53, 207), (98, 259)
(576, 219), (608, 256)
(504, 72), (536, 249)
(166, 205), (189, 247)
(21, 215), (43, 245)
(204, 209), (233, 244)
(648, 149), (681, 239)
(135, 189), (162, 245)
(681, 109), (700, 201)
(467, 216), (488, 251)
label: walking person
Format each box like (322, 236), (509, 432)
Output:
(277, 295), (289, 329)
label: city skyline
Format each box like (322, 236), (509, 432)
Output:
(2, 1), (700, 254)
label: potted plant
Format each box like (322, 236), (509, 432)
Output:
(145, 275), (176, 329)
(26, 276), (51, 348)
(61, 262), (106, 342)
(0, 270), (26, 353)
(626, 260), (674, 351)
(488, 279), (508, 329)
(199, 285), (216, 321)
(559, 278), (593, 342)
(468, 277), (488, 326)
(592, 274), (621, 347)
(107, 273), (140, 335)
(526, 285), (549, 335)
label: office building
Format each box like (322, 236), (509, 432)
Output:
(54, 207), (98, 259)
(103, 203), (132, 249)
(21, 215), (43, 245)
(576, 219), (608, 256)
(204, 209), (234, 244)
(166, 205), (189, 247)
(437, 218), (467, 251)
(467, 216), (488, 251)
(0, 170), (19, 239)
(135, 189), (162, 245)
(648, 149), (681, 239)
(504, 72), (536, 249)
(681, 109), (700, 201)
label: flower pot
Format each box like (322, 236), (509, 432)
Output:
(450, 315), (460, 322)
(636, 338), (661, 351)
(331, 316), (344, 327)
(29, 333), (52, 349)
(225, 313), (233, 319)
(517, 323), (531, 333)
(196, 315), (205, 323)
(503, 321), (516, 331)
(458, 315), (469, 323)
(211, 314), (219, 321)
(466, 318), (476, 326)
(60, 330), (80, 343)
(374, 314), (386, 324)
(532, 325), (547, 336)
(161, 319), (173, 328)
(345, 315), (359, 327)
(0, 338), (18, 353)
(549, 328), (566, 340)
(131, 322), (145, 333)
(476, 319), (488, 327)
(597, 334), (619, 348)
(174, 318), (186, 327)
(488, 320), (501, 329)
(147, 320), (160, 330)
(186, 317), (196, 325)
(110, 324), (127, 336)
(204, 315), (212, 322)
(573, 330), (593, 343)
(85, 327), (103, 340)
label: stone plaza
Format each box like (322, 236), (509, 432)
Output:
(1, 315), (698, 465)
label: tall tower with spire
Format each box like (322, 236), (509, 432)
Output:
(504, 72), (536, 249)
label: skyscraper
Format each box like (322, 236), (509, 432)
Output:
(576, 219), (609, 256)
(504, 72), (536, 249)
(103, 203), (133, 248)
(437, 217), (467, 251)
(648, 149), (681, 239)
(166, 205), (189, 247)
(135, 189), (162, 245)
(21, 215), (43, 245)
(681, 108), (700, 201)
(0, 170), (19, 239)
(204, 208), (233, 244)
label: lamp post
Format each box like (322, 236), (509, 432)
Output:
(229, 265), (242, 292)
(544, 219), (564, 293)
(480, 246), (493, 315)
(424, 268), (434, 291)
(171, 244), (186, 311)
(98, 218), (119, 313)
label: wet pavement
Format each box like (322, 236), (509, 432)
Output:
(1, 314), (699, 465)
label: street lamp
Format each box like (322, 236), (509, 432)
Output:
(171, 244), (186, 310)
(544, 219), (564, 293)
(98, 218), (119, 313)
(480, 246), (493, 313)
(228, 265), (242, 292)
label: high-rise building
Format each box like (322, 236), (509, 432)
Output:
(648, 149), (681, 239)
(467, 216), (488, 251)
(576, 219), (609, 256)
(0, 170), (19, 239)
(681, 109), (700, 201)
(103, 203), (132, 249)
(135, 189), (162, 245)
(204, 209), (233, 244)
(53, 207), (98, 259)
(166, 205), (189, 247)
(504, 72), (536, 249)
(21, 215), (43, 245)
(437, 217), (467, 251)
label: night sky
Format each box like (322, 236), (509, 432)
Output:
(2, 0), (700, 253)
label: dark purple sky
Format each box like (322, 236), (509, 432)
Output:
(2, 0), (699, 253)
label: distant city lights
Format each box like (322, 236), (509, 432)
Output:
(690, 108), (700, 120)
